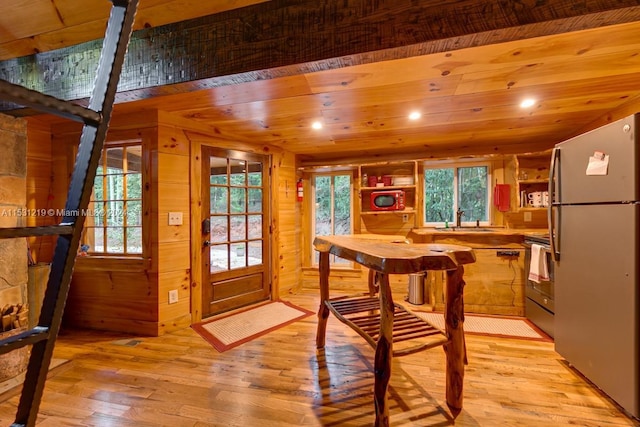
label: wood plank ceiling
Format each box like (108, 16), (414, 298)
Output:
(2, 0), (640, 164)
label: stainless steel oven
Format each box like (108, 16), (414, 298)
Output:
(524, 234), (554, 338)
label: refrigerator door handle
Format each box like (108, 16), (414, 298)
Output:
(549, 147), (560, 261)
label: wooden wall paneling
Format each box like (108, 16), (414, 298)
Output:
(269, 154), (281, 298)
(157, 269), (191, 334)
(157, 241), (190, 273)
(299, 170), (313, 270)
(189, 138), (202, 323)
(66, 269), (158, 335)
(413, 163), (424, 231)
(155, 181), (190, 242)
(360, 213), (415, 236)
(504, 155), (519, 213)
(25, 118), (54, 261)
(504, 209), (549, 229)
(489, 158), (507, 227)
(274, 150), (299, 296)
(155, 122), (191, 329)
(141, 128), (155, 273)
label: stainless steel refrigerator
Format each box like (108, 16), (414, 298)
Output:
(549, 113), (639, 419)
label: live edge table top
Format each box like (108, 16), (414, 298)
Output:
(312, 234), (476, 274)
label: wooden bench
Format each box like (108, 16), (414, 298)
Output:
(313, 235), (476, 427)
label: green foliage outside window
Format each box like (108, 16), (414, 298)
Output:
(457, 166), (488, 223)
(313, 174), (352, 264)
(424, 165), (489, 225)
(424, 168), (454, 222)
(88, 144), (143, 254)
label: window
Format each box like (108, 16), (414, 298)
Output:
(312, 173), (353, 265)
(207, 155), (266, 272)
(84, 142), (143, 254)
(423, 163), (490, 226)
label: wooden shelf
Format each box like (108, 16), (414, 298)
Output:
(361, 185), (416, 191)
(518, 179), (548, 185)
(515, 151), (551, 211)
(519, 207), (548, 211)
(325, 295), (449, 357)
(358, 161), (418, 231)
(360, 211), (414, 215)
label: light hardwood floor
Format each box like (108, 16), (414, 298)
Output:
(0, 290), (638, 426)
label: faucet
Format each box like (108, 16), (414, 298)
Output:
(456, 208), (464, 227)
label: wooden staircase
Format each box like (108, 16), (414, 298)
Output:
(0, 1), (139, 425)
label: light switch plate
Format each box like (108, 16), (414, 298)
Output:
(168, 211), (183, 225)
(524, 211), (532, 222)
(168, 289), (179, 304)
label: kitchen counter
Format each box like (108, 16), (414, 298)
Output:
(408, 227), (547, 248)
(408, 227), (547, 316)
(409, 227), (547, 237)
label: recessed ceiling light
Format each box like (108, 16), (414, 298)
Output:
(408, 111), (421, 120)
(520, 98), (536, 108)
(311, 121), (323, 130)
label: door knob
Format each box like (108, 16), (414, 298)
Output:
(203, 240), (211, 247)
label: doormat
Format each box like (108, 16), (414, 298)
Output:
(192, 300), (314, 352)
(415, 311), (551, 341)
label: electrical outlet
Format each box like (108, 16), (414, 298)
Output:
(524, 211), (532, 222)
(402, 213), (409, 223)
(168, 211), (183, 225)
(497, 250), (520, 257)
(168, 289), (179, 304)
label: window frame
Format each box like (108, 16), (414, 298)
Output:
(310, 171), (355, 268)
(82, 138), (145, 257)
(421, 160), (492, 227)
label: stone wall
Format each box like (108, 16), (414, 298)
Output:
(0, 113), (27, 312)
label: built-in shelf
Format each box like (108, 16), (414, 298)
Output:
(361, 209), (415, 216)
(361, 185), (416, 191)
(515, 152), (551, 210)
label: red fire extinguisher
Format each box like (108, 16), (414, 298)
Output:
(296, 179), (303, 202)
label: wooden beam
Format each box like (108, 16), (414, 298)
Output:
(1, 0), (640, 112)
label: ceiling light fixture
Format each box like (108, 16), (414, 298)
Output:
(408, 111), (421, 120)
(311, 121), (323, 130)
(520, 98), (536, 108)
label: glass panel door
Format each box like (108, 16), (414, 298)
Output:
(202, 148), (271, 317)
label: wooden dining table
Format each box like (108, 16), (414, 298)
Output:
(313, 234), (476, 427)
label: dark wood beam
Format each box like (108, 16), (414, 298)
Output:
(1, 0), (640, 112)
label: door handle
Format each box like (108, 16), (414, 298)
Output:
(203, 240), (211, 247)
(548, 148), (560, 262)
(202, 218), (210, 234)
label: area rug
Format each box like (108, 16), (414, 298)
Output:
(192, 300), (314, 352)
(415, 311), (551, 341)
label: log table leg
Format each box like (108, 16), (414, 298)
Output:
(444, 264), (466, 414)
(373, 273), (393, 427)
(316, 251), (330, 349)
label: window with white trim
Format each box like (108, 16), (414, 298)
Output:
(423, 163), (490, 227)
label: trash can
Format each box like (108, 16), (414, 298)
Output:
(407, 273), (426, 305)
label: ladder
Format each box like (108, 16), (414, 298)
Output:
(0, 1), (138, 425)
